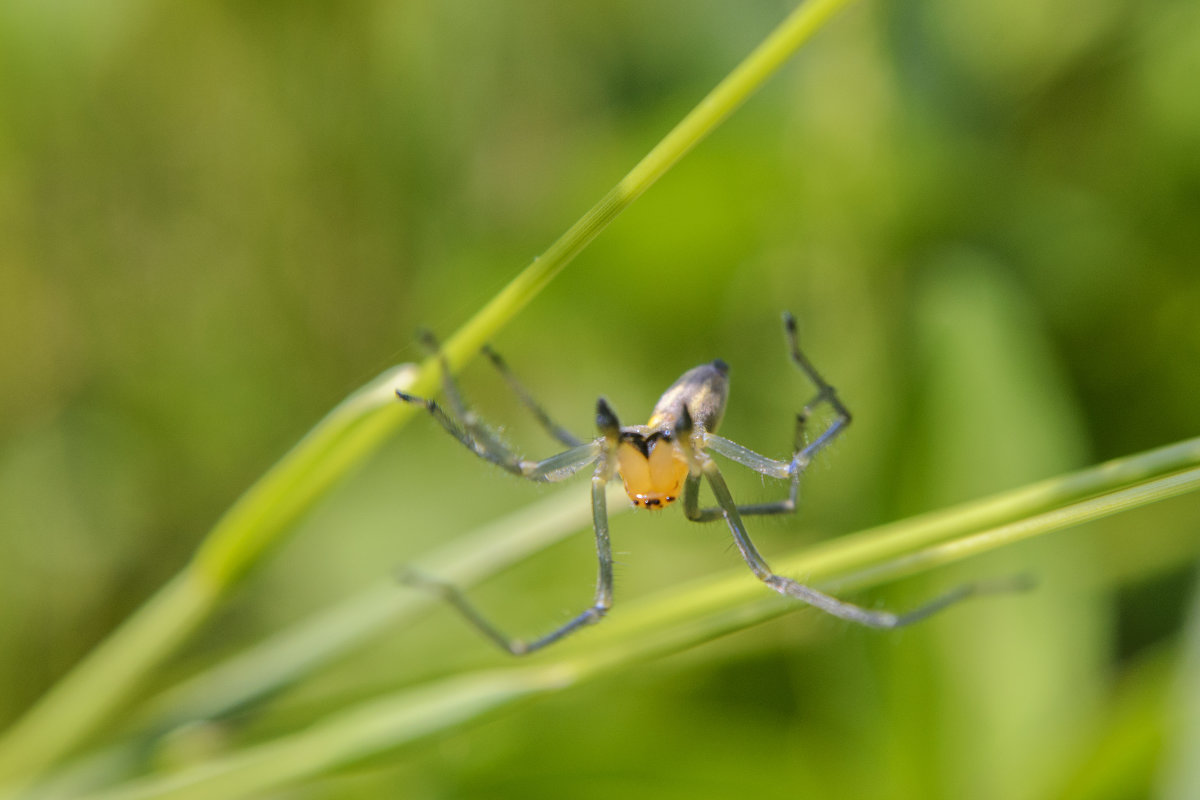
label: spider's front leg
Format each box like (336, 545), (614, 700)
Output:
(399, 399), (622, 655)
(482, 345), (584, 448)
(396, 331), (597, 481)
(397, 387), (599, 481)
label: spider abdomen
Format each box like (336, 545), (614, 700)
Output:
(646, 359), (729, 434)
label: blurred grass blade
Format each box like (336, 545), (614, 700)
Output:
(0, 0), (858, 788)
(141, 484), (628, 728)
(784, 435), (1200, 582)
(80, 439), (1200, 800)
(147, 437), (1197, 730)
(84, 668), (569, 800)
(0, 363), (418, 792)
(1161, 566), (1200, 800)
(574, 460), (1200, 668)
(812, 464), (1200, 594)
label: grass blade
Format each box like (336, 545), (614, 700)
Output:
(140, 485), (629, 728)
(79, 438), (1200, 800)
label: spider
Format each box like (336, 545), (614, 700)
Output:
(397, 313), (1005, 655)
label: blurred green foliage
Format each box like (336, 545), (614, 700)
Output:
(1, 0), (1198, 798)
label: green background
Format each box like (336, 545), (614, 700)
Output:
(2, 0), (1199, 798)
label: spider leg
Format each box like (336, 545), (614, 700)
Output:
(483, 345), (584, 447)
(685, 422), (807, 521)
(398, 330), (599, 481)
(700, 456), (1016, 628)
(683, 472), (800, 522)
(397, 385), (600, 481)
(685, 312), (847, 521)
(414, 329), (514, 460)
(783, 311), (852, 465)
(399, 469), (616, 655)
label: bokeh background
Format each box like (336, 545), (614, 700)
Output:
(2, 0), (1199, 798)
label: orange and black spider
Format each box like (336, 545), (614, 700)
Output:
(398, 313), (1013, 655)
